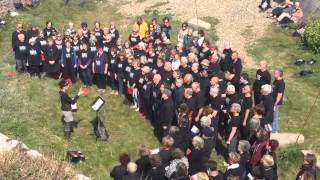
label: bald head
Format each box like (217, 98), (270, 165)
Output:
(153, 74), (162, 84)
(259, 60), (268, 71)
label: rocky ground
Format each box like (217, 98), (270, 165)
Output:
(0, 0), (36, 17)
(109, 0), (274, 68)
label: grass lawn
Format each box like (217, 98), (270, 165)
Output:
(0, 0), (318, 179)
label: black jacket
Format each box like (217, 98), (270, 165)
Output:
(110, 165), (127, 180)
(59, 91), (79, 111)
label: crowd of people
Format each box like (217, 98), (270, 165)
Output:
(11, 5), (316, 180)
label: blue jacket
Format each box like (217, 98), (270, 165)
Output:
(61, 47), (77, 67)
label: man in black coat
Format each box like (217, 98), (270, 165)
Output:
(157, 89), (175, 139)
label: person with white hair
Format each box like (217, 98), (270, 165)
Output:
(188, 136), (206, 175)
(226, 103), (241, 153)
(13, 33), (28, 73)
(261, 155), (276, 180)
(261, 84), (274, 128)
(122, 162), (140, 180)
(27, 37), (41, 77)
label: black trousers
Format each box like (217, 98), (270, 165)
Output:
(29, 65), (41, 77)
(95, 73), (106, 89)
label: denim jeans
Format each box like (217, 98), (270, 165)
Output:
(16, 59), (27, 72)
(272, 105), (280, 132)
(227, 135), (238, 153)
(133, 88), (139, 107)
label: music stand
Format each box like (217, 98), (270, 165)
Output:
(91, 96), (105, 117)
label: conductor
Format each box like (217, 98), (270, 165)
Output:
(59, 79), (83, 140)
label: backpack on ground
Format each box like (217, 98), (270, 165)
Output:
(92, 116), (109, 141)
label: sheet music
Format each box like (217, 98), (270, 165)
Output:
(92, 98), (104, 111)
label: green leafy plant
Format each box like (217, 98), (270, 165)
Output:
(303, 17), (320, 53)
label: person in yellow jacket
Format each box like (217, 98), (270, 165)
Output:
(133, 16), (148, 39)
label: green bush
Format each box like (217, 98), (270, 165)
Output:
(303, 17), (320, 52)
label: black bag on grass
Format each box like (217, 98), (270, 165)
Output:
(92, 116), (109, 141)
(66, 150), (85, 163)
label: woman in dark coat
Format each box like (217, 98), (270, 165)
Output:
(27, 38), (42, 77)
(78, 42), (92, 86)
(296, 153), (317, 180)
(187, 136), (206, 175)
(61, 40), (77, 82)
(110, 153), (131, 180)
(43, 37), (60, 79)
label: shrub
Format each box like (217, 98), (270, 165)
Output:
(0, 149), (76, 179)
(303, 17), (320, 53)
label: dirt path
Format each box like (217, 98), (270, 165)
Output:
(109, 0), (273, 68)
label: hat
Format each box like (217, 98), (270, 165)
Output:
(202, 127), (214, 137)
(201, 59), (210, 66)
(162, 89), (172, 97)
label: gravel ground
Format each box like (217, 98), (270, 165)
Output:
(109, 0), (274, 68)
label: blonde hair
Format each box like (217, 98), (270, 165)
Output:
(229, 152), (241, 164)
(162, 135), (174, 148)
(192, 136), (204, 149)
(196, 172), (209, 180)
(261, 155), (274, 167)
(127, 162), (138, 174)
(231, 103), (241, 113)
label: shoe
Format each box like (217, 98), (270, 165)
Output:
(135, 108), (139, 112)
(114, 91), (119, 96)
(130, 105), (136, 109)
(101, 89), (106, 93)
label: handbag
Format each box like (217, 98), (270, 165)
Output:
(127, 86), (133, 95)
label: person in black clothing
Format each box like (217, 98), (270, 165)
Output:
(108, 48), (119, 94)
(109, 22), (120, 45)
(253, 60), (271, 105)
(240, 84), (253, 140)
(27, 38), (41, 77)
(272, 69), (285, 133)
(261, 154), (276, 180)
(266, 139), (279, 180)
(141, 73), (154, 120)
(237, 140), (251, 170)
(78, 43), (92, 86)
(296, 153), (317, 180)
(59, 79), (82, 139)
(110, 153), (131, 180)
(226, 103), (241, 153)
(135, 145), (151, 180)
(161, 17), (172, 39)
(188, 136), (206, 175)
(43, 38), (60, 79)
(116, 52), (127, 95)
(146, 154), (166, 180)
(226, 51), (242, 91)
(26, 23), (39, 40)
(43, 20), (56, 38)
(93, 22), (104, 47)
(13, 33), (28, 73)
(225, 152), (246, 179)
(92, 47), (108, 91)
(158, 89), (175, 139)
(206, 160), (224, 180)
(12, 22), (26, 51)
(61, 41), (77, 82)
(122, 162), (140, 180)
(260, 84), (274, 128)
